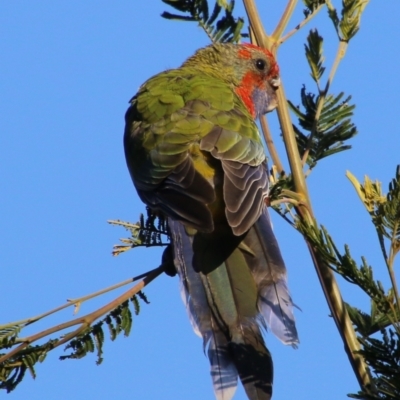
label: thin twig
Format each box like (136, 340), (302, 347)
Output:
(260, 115), (284, 173)
(0, 266), (164, 364)
(247, 6), (372, 391)
(279, 5), (324, 44)
(306, 243), (371, 389)
(276, 64), (371, 395)
(276, 83), (311, 210)
(243, 0), (271, 49)
(0, 270), (156, 330)
(270, 197), (299, 208)
(271, 0), (298, 44)
(272, 210), (295, 226)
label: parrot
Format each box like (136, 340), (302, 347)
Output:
(123, 43), (298, 400)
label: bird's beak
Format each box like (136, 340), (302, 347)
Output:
(270, 75), (281, 90)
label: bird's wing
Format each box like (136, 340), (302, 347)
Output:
(124, 67), (267, 235)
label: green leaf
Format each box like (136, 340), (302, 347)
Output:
(161, 0), (247, 43)
(296, 222), (394, 320)
(0, 341), (57, 393)
(160, 12), (196, 21)
(347, 167), (400, 262)
(289, 87), (357, 169)
(326, 2), (340, 32)
(350, 329), (400, 399)
(305, 29), (325, 83)
(302, 0), (325, 17)
(207, 2), (222, 25)
(339, 0), (369, 42)
(0, 325), (21, 348)
(377, 166), (400, 252)
(109, 208), (170, 256)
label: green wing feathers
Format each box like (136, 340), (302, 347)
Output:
(124, 67), (266, 234)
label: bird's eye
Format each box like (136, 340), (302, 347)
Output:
(255, 59), (266, 71)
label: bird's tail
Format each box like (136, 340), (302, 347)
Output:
(169, 209), (298, 400)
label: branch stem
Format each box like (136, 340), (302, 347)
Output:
(272, 0), (298, 43)
(387, 224), (400, 318)
(306, 244), (371, 389)
(260, 115), (284, 173)
(280, 5), (324, 44)
(0, 270), (156, 330)
(243, 0), (271, 49)
(0, 266), (164, 364)
(276, 82), (311, 211)
(248, 9), (371, 391)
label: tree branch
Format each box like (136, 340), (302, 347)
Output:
(280, 4), (324, 44)
(271, 0), (298, 43)
(0, 266), (164, 364)
(260, 115), (284, 173)
(243, 0), (271, 49)
(246, 4), (372, 392)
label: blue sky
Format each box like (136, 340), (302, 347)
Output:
(1, 1), (399, 399)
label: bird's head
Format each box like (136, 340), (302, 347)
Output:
(233, 43), (280, 118)
(183, 43), (280, 119)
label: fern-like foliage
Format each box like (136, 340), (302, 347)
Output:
(0, 210), (160, 393)
(109, 207), (169, 256)
(302, 0), (326, 17)
(268, 170), (297, 224)
(373, 167), (400, 260)
(296, 223), (400, 399)
(0, 341), (57, 393)
(347, 167), (400, 267)
(161, 0), (247, 43)
(339, 0), (369, 42)
(305, 29), (325, 84)
(297, 221), (395, 323)
(295, 166), (400, 400)
(60, 294), (148, 365)
(0, 293), (150, 393)
(0, 325), (21, 349)
(285, 29), (358, 171)
(289, 87), (357, 169)
(346, 302), (395, 338)
(326, 0), (370, 41)
(350, 329), (400, 400)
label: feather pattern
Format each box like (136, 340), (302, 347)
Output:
(221, 160), (268, 235)
(208, 323), (239, 400)
(259, 279), (299, 346)
(241, 209), (299, 346)
(169, 219), (212, 341)
(169, 214), (295, 399)
(170, 219), (239, 400)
